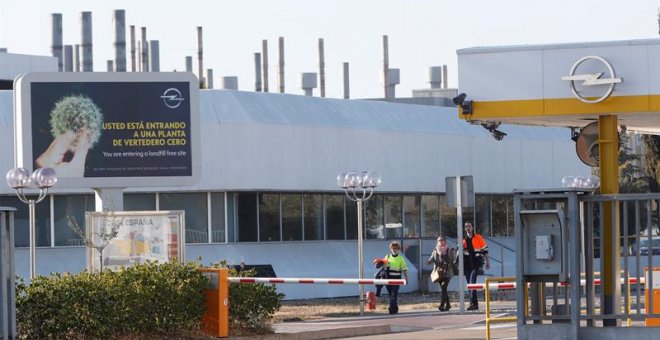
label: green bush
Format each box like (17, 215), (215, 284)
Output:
(211, 261), (284, 333)
(16, 261), (207, 339)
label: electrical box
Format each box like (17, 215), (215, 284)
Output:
(535, 235), (554, 260)
(520, 209), (567, 282)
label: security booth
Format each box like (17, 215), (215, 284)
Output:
(457, 38), (660, 339)
(0, 207), (16, 340)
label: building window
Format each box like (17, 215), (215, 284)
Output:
(475, 195), (491, 237)
(365, 195), (384, 239)
(345, 196), (358, 240)
(236, 193), (257, 242)
(440, 195), (456, 238)
(160, 192), (208, 243)
(491, 196), (511, 237)
(384, 196), (402, 239)
(325, 195), (345, 240)
(0, 195), (51, 248)
(211, 193), (225, 242)
(403, 195), (420, 238)
(124, 193), (156, 211)
(54, 195), (95, 247)
(282, 194), (302, 241)
(421, 195), (440, 238)
(259, 193), (280, 242)
(303, 194), (323, 240)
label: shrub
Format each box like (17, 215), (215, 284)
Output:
(211, 261), (284, 333)
(16, 261), (207, 339)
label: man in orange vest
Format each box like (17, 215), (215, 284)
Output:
(463, 222), (490, 311)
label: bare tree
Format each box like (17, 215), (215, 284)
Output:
(67, 212), (122, 273)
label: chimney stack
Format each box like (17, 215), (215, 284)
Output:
(63, 45), (73, 72)
(385, 68), (400, 99)
(185, 56), (193, 72)
(442, 64), (448, 89)
(107, 60), (114, 72)
(262, 39), (269, 92)
(382, 35), (389, 98)
(149, 40), (160, 72)
(278, 37), (285, 93)
(51, 13), (63, 71)
(318, 38), (325, 97)
(197, 26), (205, 88)
(74, 44), (81, 72)
(81, 11), (93, 72)
(254, 52), (262, 92)
(140, 27), (148, 71)
(113, 10), (126, 72)
(207, 69), (214, 89)
(343, 62), (350, 99)
(130, 25), (136, 72)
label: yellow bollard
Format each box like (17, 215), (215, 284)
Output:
(201, 268), (229, 337)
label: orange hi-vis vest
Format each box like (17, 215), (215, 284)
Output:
(463, 233), (489, 257)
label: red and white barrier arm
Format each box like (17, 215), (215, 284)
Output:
(228, 277), (407, 285)
(466, 277), (646, 291)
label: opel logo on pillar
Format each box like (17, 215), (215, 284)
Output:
(561, 55), (622, 104)
(160, 88), (185, 109)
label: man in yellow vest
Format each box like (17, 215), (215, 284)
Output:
(374, 241), (408, 314)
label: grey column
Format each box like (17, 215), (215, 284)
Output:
(113, 9), (126, 72)
(81, 11), (93, 72)
(106, 60), (114, 72)
(51, 13), (63, 72)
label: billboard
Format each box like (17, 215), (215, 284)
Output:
(14, 72), (200, 188)
(85, 210), (185, 272)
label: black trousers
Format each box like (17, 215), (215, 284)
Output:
(438, 277), (451, 305)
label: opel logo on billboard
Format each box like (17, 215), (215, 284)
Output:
(160, 88), (185, 109)
(561, 55), (622, 104)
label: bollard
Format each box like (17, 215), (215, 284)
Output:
(201, 268), (229, 337)
(366, 291), (376, 310)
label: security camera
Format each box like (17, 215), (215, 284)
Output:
(453, 93), (467, 105)
(491, 130), (507, 141)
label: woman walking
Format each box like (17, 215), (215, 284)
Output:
(427, 236), (457, 311)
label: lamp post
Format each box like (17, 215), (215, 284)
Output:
(337, 170), (381, 316)
(5, 167), (57, 279)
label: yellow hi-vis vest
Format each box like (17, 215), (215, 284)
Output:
(385, 254), (408, 278)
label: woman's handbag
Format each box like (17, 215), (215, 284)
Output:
(431, 269), (441, 283)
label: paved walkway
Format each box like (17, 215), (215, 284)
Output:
(234, 303), (519, 339)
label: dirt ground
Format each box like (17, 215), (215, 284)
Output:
(272, 292), (451, 322)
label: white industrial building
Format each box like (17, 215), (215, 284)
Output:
(0, 51), (590, 299)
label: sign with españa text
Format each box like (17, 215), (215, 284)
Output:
(13, 72), (200, 188)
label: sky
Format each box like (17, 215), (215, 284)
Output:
(1, 0), (660, 99)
